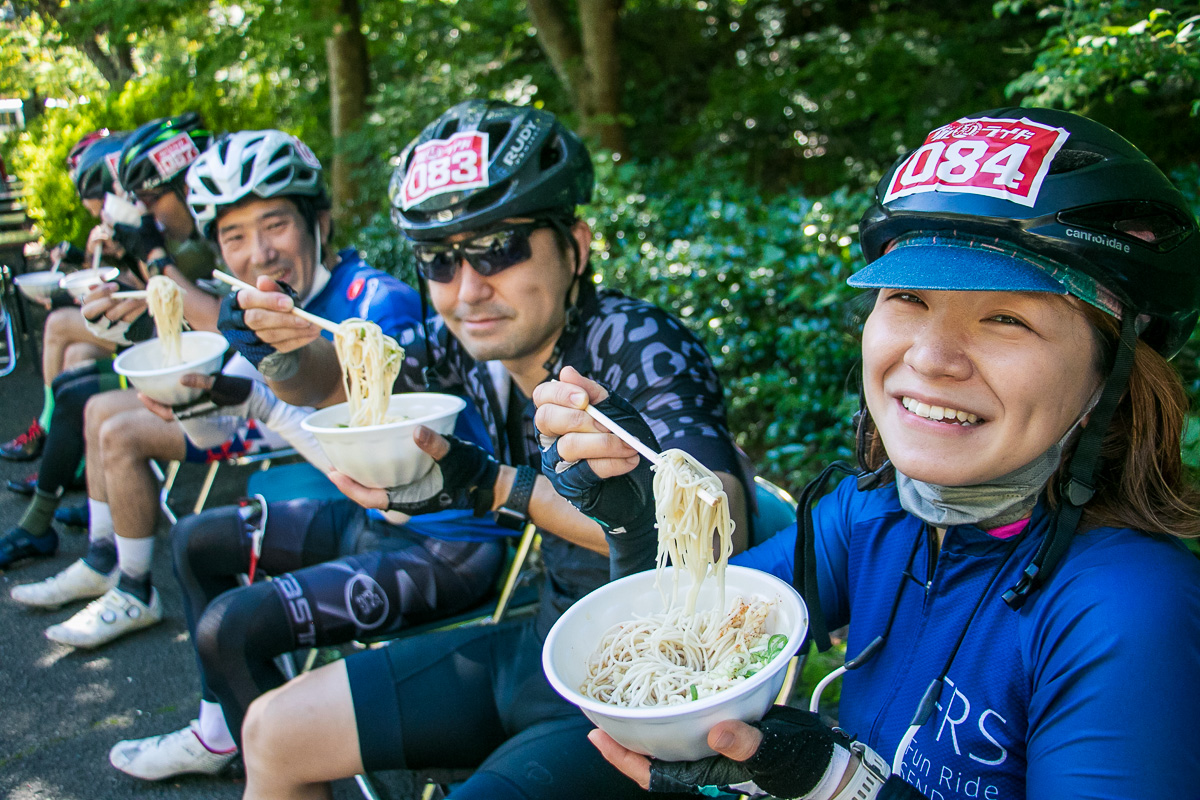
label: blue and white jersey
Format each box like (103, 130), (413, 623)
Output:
(734, 477), (1200, 799)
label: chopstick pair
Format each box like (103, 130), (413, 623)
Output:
(210, 270), (341, 334)
(583, 404), (720, 507)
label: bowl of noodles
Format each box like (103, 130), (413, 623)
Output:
(60, 267), (120, 301)
(13, 270), (64, 304)
(113, 331), (229, 405)
(301, 392), (467, 489)
(542, 564), (807, 762)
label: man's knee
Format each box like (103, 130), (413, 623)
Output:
(195, 582), (273, 676)
(62, 342), (99, 371)
(44, 307), (77, 344)
(242, 682), (293, 769)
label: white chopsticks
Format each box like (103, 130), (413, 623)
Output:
(210, 270), (341, 335)
(583, 404), (720, 507)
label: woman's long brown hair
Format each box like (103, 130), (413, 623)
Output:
(858, 299), (1200, 538)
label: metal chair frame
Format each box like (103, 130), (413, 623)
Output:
(150, 447), (299, 525)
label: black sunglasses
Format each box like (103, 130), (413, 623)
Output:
(411, 220), (555, 283)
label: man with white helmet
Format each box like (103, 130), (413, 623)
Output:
(102, 128), (506, 782)
(7, 128), (424, 651)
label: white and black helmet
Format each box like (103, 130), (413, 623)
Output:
(186, 129), (328, 239)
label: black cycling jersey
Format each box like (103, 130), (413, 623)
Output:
(396, 283), (749, 635)
(346, 283), (746, 798)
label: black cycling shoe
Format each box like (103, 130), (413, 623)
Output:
(0, 419), (46, 461)
(54, 504), (89, 528)
(6, 472), (37, 496)
(0, 526), (58, 570)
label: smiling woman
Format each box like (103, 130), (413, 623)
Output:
(534, 107), (1200, 800)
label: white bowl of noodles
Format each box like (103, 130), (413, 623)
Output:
(13, 270), (64, 304)
(542, 564), (807, 762)
(112, 331), (229, 405)
(60, 267), (120, 301)
(301, 392), (466, 489)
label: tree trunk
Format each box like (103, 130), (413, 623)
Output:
(76, 36), (131, 92)
(325, 0), (371, 229)
(577, 0), (625, 153)
(526, 0), (626, 156)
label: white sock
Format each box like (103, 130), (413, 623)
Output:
(114, 534), (154, 581)
(88, 498), (114, 544)
(197, 700), (237, 753)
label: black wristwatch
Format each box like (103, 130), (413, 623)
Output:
(495, 465), (537, 531)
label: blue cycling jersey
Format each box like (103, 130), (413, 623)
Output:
(733, 476), (1200, 799)
(307, 249), (499, 541)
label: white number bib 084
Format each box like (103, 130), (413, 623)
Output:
(884, 117), (1070, 208)
(399, 132), (490, 210)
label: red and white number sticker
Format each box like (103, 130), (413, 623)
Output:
(399, 132), (489, 210)
(104, 152), (121, 182)
(292, 137), (321, 169)
(884, 117), (1070, 208)
(148, 132), (201, 179)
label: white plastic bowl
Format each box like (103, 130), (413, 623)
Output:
(60, 267), (120, 301)
(301, 392), (467, 489)
(543, 564), (808, 761)
(13, 270), (63, 304)
(112, 331), (229, 405)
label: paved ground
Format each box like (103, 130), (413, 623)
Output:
(0, 305), (414, 799)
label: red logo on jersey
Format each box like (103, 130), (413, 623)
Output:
(347, 276), (366, 301)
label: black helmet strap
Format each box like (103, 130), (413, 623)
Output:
(541, 215), (584, 374)
(1003, 309), (1138, 609)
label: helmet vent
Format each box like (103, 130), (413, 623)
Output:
(539, 136), (565, 170)
(1058, 201), (1195, 253)
(1048, 148), (1105, 174)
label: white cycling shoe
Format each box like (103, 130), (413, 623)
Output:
(45, 587), (162, 648)
(109, 721), (237, 780)
(10, 559), (116, 609)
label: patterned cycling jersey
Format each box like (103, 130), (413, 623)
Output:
(396, 284), (748, 634)
(733, 477), (1200, 799)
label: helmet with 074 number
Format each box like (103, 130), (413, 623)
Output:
(118, 112), (213, 196)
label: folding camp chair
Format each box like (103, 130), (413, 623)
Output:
(150, 447), (300, 525)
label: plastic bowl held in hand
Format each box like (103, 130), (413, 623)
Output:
(60, 267), (120, 301)
(301, 393), (467, 489)
(112, 331), (229, 405)
(13, 271), (64, 304)
(542, 565), (808, 762)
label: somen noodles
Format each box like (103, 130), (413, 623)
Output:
(334, 319), (404, 427)
(581, 449), (788, 707)
(146, 276), (184, 366)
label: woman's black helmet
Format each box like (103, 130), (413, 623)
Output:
(859, 107), (1200, 357)
(118, 112), (213, 196)
(73, 132), (128, 201)
(389, 100), (593, 241)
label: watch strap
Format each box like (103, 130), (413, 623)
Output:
(828, 741), (889, 800)
(496, 465), (537, 529)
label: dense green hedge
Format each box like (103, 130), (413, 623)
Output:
(357, 155), (1200, 492)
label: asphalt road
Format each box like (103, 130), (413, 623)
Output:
(0, 308), (418, 799)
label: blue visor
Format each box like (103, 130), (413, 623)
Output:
(848, 235), (1069, 295)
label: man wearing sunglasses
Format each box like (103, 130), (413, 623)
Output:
(223, 100), (752, 800)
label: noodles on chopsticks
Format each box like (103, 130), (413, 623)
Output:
(581, 449), (787, 707)
(146, 276), (184, 366)
(334, 318), (404, 427)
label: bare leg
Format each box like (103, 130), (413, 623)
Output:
(242, 660), (363, 800)
(62, 341), (113, 372)
(99, 408), (187, 541)
(83, 390), (145, 502)
(42, 307), (115, 383)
